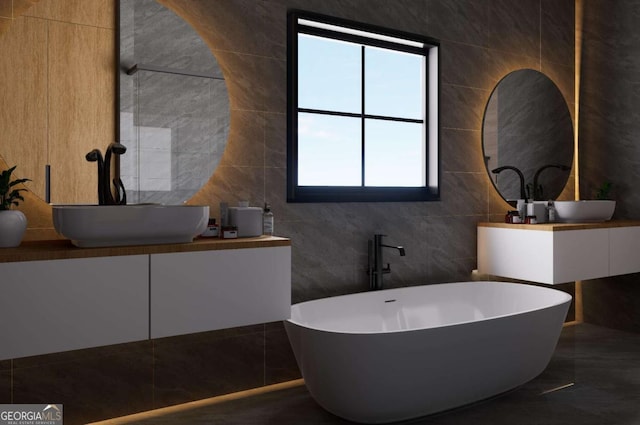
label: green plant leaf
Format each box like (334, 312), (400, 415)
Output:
(0, 165), (30, 209)
(9, 178), (31, 187)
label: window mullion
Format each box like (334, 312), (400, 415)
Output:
(361, 45), (366, 188)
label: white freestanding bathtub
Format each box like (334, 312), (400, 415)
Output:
(285, 281), (571, 423)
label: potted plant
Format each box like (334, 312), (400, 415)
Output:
(0, 165), (30, 247)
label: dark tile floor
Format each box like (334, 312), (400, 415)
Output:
(103, 324), (640, 425)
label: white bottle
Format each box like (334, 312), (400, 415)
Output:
(547, 201), (557, 223)
(219, 202), (229, 228)
(263, 203), (274, 236)
(516, 199), (527, 223)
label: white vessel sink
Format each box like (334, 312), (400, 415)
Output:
(554, 200), (615, 223)
(53, 204), (209, 247)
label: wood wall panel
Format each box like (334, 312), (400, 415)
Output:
(0, 1), (11, 19)
(47, 20), (114, 204)
(12, 0), (41, 20)
(24, 0), (114, 29)
(0, 16), (47, 197)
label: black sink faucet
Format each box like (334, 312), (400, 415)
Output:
(103, 143), (127, 205)
(86, 143), (127, 205)
(368, 234), (406, 290)
(491, 165), (527, 200)
(85, 149), (105, 205)
(532, 164), (571, 201)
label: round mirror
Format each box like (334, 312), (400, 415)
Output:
(119, 0), (230, 205)
(482, 69), (573, 203)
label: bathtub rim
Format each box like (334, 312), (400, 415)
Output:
(286, 281), (572, 335)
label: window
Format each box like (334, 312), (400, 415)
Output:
(287, 11), (440, 202)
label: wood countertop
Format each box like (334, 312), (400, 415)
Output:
(0, 236), (291, 263)
(478, 220), (640, 232)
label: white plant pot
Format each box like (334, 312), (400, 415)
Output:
(0, 210), (27, 248)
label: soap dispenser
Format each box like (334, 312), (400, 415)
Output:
(263, 203), (274, 236)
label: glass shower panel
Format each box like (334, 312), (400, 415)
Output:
(121, 69), (228, 204)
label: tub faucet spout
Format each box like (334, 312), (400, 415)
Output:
(368, 234), (406, 290)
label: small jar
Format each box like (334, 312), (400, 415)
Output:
(200, 218), (219, 238)
(525, 215), (537, 224)
(221, 225), (238, 239)
(505, 211), (513, 223)
(506, 210), (521, 224)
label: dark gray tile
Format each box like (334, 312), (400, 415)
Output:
(485, 48), (541, 91)
(290, 263), (363, 305)
(220, 110), (266, 167)
(441, 41), (489, 90)
(281, 0), (429, 39)
(0, 360), (10, 404)
(265, 112), (286, 169)
(488, 0), (540, 59)
(12, 341), (153, 425)
(152, 325), (265, 408)
(428, 255), (477, 285)
(440, 84), (487, 131)
(206, 165), (266, 210)
(426, 0), (489, 46)
(164, 0), (282, 59)
(439, 172), (489, 216)
(541, 62), (575, 107)
(583, 275), (640, 332)
(102, 325), (640, 425)
(214, 51), (284, 113)
(441, 129), (485, 174)
(265, 322), (301, 385)
(426, 215), (479, 260)
(541, 0), (574, 66)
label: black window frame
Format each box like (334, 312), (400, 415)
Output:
(287, 10), (440, 203)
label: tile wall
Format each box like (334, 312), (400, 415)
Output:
(579, 0), (640, 331)
(177, 0), (576, 304)
(0, 0), (577, 424)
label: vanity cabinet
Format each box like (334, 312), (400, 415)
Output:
(0, 255), (149, 360)
(609, 226), (640, 276)
(150, 247), (291, 338)
(478, 222), (640, 284)
(0, 237), (291, 360)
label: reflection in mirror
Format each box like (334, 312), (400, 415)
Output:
(119, 0), (229, 205)
(483, 69), (573, 203)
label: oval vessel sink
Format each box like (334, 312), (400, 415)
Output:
(53, 204), (209, 247)
(554, 200), (615, 223)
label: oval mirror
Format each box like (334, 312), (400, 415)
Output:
(119, 0), (230, 205)
(482, 69), (573, 203)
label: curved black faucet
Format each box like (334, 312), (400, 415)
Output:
(532, 164), (571, 201)
(103, 143), (127, 205)
(86, 143), (127, 205)
(491, 165), (527, 200)
(85, 149), (105, 205)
